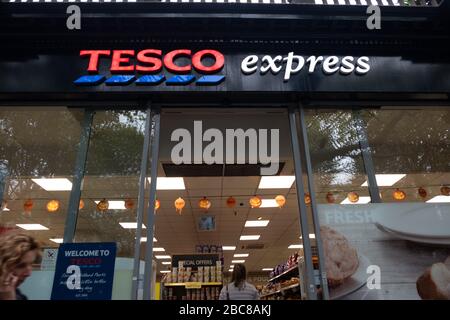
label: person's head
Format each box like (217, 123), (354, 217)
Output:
(231, 263), (247, 287)
(0, 231), (41, 287)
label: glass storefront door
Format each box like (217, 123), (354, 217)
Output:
(149, 107), (314, 300)
(73, 109), (148, 300)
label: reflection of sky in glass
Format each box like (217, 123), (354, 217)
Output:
(118, 112), (145, 133)
(330, 156), (355, 185)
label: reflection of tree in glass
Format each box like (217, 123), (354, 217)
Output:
(306, 111), (366, 189)
(78, 110), (146, 258)
(85, 110), (146, 176)
(0, 110), (82, 178)
(362, 110), (450, 174)
(0, 110), (83, 199)
(306, 109), (450, 195)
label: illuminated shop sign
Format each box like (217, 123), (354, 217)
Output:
(74, 49), (225, 86)
(241, 53), (371, 80)
(73, 50), (371, 87)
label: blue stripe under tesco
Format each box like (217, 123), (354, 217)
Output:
(105, 75), (136, 85)
(73, 75), (105, 85)
(196, 75), (225, 85)
(166, 75), (196, 85)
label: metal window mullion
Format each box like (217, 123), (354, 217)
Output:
(0, 161), (8, 209)
(131, 105), (152, 300)
(143, 107), (161, 300)
(63, 110), (94, 243)
(288, 106), (317, 300)
(298, 105), (330, 300)
(352, 110), (381, 203)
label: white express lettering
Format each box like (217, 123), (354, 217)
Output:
(356, 56), (371, 74)
(240, 54), (371, 79)
(241, 55), (259, 74)
(260, 55), (283, 74)
(323, 56), (340, 75)
(340, 56), (355, 75)
(283, 52), (305, 81)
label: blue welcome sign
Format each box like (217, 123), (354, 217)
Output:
(50, 242), (117, 300)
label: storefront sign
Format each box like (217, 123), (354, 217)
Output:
(74, 49), (225, 86)
(241, 53), (370, 80)
(2, 49), (449, 93)
(50, 242), (116, 300)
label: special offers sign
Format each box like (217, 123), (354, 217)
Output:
(51, 242), (116, 300)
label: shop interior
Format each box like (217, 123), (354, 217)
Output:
(0, 106), (449, 300)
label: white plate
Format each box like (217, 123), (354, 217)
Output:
(372, 203), (450, 238)
(329, 254), (370, 300)
(376, 223), (450, 246)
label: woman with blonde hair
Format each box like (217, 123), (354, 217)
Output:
(0, 231), (41, 300)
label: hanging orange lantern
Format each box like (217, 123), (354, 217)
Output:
(199, 197), (211, 211)
(226, 196), (236, 208)
(79, 199), (85, 210)
(174, 197), (185, 215)
(249, 196), (262, 209)
(326, 192), (335, 204)
(155, 199), (160, 212)
(347, 192), (359, 203)
(441, 186), (450, 196)
(46, 200), (60, 213)
(304, 193), (311, 205)
(275, 195), (286, 208)
(418, 187), (427, 199)
(393, 188), (406, 201)
(125, 199), (134, 210)
(24, 199), (34, 213)
(96, 198), (109, 212)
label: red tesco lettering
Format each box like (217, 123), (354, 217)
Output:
(80, 49), (224, 74)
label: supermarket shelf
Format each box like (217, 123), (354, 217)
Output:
(260, 283), (300, 298)
(268, 264), (299, 282)
(163, 282), (222, 287)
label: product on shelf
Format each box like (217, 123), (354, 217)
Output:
(178, 267), (184, 283)
(172, 267), (177, 283)
(261, 250), (304, 300)
(204, 266), (210, 282)
(212, 267), (217, 282)
(269, 251), (301, 279)
(281, 277), (299, 288)
(184, 267), (192, 282)
(198, 266), (204, 282)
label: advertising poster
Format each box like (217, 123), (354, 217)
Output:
(50, 242), (117, 300)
